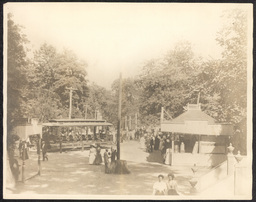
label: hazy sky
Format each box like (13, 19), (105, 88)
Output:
(4, 3), (248, 89)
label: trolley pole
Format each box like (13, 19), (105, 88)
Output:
(85, 104), (88, 119)
(66, 87), (77, 119)
(117, 73), (122, 160)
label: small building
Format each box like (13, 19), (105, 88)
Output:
(11, 118), (42, 140)
(160, 103), (234, 167)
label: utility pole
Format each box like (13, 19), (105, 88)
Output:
(117, 73), (122, 160)
(197, 91), (201, 104)
(22, 143), (25, 182)
(161, 107), (164, 123)
(85, 104), (88, 119)
(135, 113), (138, 131)
(125, 116), (127, 130)
(38, 134), (41, 175)
(95, 109), (98, 119)
(129, 116), (132, 130)
(66, 87), (77, 119)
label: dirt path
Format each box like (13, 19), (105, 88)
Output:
(6, 141), (194, 197)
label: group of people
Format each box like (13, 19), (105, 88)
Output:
(103, 148), (117, 174)
(88, 144), (117, 174)
(140, 132), (181, 164)
(18, 140), (30, 160)
(153, 173), (179, 195)
(88, 143), (103, 165)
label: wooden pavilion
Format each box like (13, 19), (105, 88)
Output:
(160, 103), (233, 167)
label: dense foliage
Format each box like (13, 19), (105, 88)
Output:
(7, 9), (248, 138)
(7, 13), (29, 133)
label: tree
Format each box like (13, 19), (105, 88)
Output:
(111, 78), (141, 128)
(7, 13), (30, 182)
(86, 83), (117, 124)
(25, 44), (89, 122)
(138, 41), (202, 126)
(198, 9), (248, 124)
(215, 9), (247, 123)
(7, 13), (29, 134)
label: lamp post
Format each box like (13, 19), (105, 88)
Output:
(189, 164), (199, 194)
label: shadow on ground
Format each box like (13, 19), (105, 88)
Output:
(146, 150), (164, 164)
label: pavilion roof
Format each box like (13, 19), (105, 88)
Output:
(161, 104), (233, 135)
(169, 108), (216, 124)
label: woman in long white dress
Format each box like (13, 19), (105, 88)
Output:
(165, 148), (172, 165)
(88, 145), (96, 165)
(140, 135), (146, 150)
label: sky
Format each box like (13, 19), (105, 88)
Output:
(4, 3), (250, 89)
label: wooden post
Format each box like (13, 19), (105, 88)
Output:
(85, 105), (88, 119)
(95, 109), (97, 119)
(69, 88), (72, 119)
(86, 127), (89, 141)
(129, 116), (132, 130)
(94, 126), (97, 140)
(135, 113), (138, 131)
(161, 107), (164, 123)
(22, 143), (25, 183)
(125, 116), (127, 130)
(171, 137), (175, 165)
(117, 73), (122, 160)
(59, 136), (62, 153)
(38, 137), (41, 175)
(198, 135), (201, 153)
(66, 87), (76, 119)
(81, 128), (84, 151)
(197, 91), (201, 104)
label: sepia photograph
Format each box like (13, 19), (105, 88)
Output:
(3, 2), (253, 200)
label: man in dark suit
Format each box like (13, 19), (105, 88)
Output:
(42, 141), (48, 161)
(109, 147), (117, 173)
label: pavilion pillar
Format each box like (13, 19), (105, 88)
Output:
(58, 127), (62, 153)
(171, 135), (175, 165)
(38, 134), (41, 176)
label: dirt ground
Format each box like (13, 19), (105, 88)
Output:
(5, 140), (198, 198)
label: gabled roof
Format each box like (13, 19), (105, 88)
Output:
(164, 104), (216, 124)
(161, 104), (233, 135)
(170, 109), (216, 124)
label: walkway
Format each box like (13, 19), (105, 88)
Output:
(5, 140), (200, 198)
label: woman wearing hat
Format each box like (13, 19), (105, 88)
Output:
(166, 173), (179, 195)
(94, 143), (103, 165)
(88, 144), (96, 165)
(153, 174), (167, 195)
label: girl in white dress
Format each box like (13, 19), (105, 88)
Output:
(88, 145), (96, 165)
